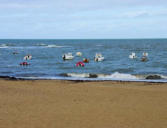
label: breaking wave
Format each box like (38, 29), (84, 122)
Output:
(0, 44), (9, 48)
(59, 72), (167, 82)
(2, 72), (167, 82)
(99, 72), (138, 79)
(0, 43), (16, 48)
(35, 44), (67, 48)
(0, 43), (67, 49)
(35, 43), (48, 46)
(62, 72), (139, 80)
(46, 45), (68, 48)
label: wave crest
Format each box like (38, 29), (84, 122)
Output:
(99, 72), (137, 80)
(0, 44), (9, 48)
(46, 45), (67, 48)
(64, 72), (138, 80)
(35, 43), (48, 46)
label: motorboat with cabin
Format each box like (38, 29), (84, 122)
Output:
(94, 53), (104, 62)
(62, 53), (74, 60)
(129, 52), (137, 59)
(24, 55), (32, 60)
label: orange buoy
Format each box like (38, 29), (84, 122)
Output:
(83, 58), (89, 63)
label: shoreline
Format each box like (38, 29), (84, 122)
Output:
(1, 76), (167, 84)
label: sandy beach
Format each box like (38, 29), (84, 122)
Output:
(0, 79), (167, 128)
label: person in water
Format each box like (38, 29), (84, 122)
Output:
(141, 52), (148, 62)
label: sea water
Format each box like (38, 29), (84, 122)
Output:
(0, 39), (167, 82)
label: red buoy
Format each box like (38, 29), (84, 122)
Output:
(20, 62), (30, 66)
(76, 61), (85, 67)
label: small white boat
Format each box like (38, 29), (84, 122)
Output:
(143, 52), (148, 57)
(129, 52), (137, 59)
(62, 53), (74, 60)
(94, 53), (104, 62)
(24, 55), (32, 60)
(76, 52), (82, 56)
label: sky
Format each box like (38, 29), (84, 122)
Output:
(0, 0), (167, 39)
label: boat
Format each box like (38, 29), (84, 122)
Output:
(24, 55), (32, 60)
(94, 53), (104, 62)
(83, 58), (89, 63)
(129, 52), (137, 59)
(143, 52), (148, 57)
(141, 52), (148, 62)
(62, 53), (74, 60)
(76, 52), (82, 56)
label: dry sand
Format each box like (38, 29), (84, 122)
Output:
(0, 79), (167, 128)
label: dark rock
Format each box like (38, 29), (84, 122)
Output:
(0, 76), (18, 80)
(89, 74), (98, 78)
(145, 75), (162, 79)
(60, 73), (69, 77)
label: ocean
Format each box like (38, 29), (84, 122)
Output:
(0, 39), (167, 82)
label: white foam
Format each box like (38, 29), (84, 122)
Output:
(99, 72), (138, 80)
(36, 43), (47, 46)
(66, 72), (138, 80)
(16, 74), (167, 83)
(67, 73), (90, 78)
(160, 75), (167, 79)
(0, 44), (9, 48)
(0, 46), (8, 49)
(46, 45), (66, 48)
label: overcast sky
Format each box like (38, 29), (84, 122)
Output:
(0, 0), (167, 39)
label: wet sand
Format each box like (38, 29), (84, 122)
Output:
(0, 80), (167, 128)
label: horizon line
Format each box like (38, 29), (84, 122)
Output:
(0, 37), (167, 40)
